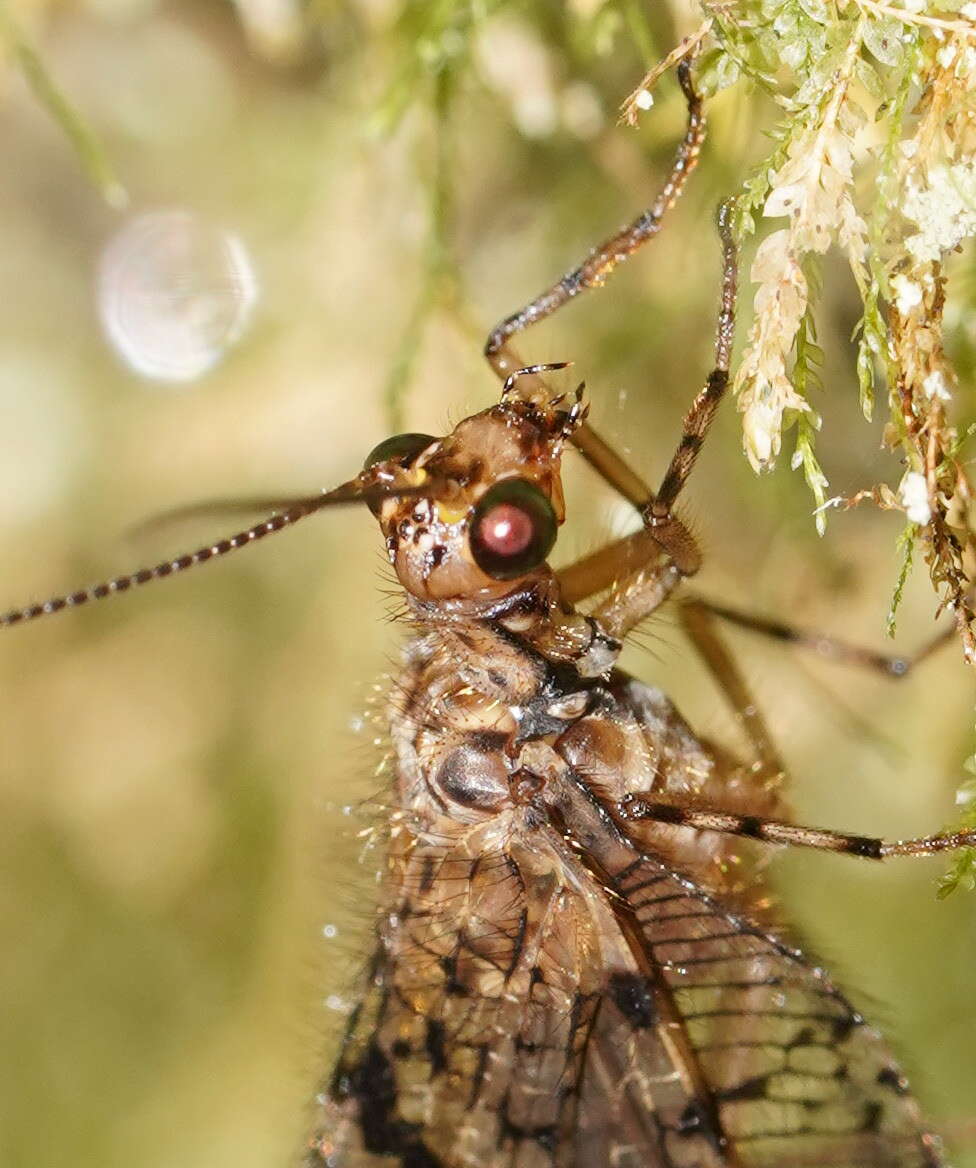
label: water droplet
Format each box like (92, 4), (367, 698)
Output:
(322, 923), (338, 939)
(97, 210), (258, 383)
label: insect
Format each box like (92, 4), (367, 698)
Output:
(3, 64), (973, 1168)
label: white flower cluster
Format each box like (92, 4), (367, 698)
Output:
(898, 470), (931, 526)
(901, 159), (976, 264)
(735, 111), (866, 472)
(736, 230), (812, 469)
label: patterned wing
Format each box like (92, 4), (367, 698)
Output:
(553, 771), (944, 1168)
(306, 822), (605, 1168)
(307, 779), (943, 1168)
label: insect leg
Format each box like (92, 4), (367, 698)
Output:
(646, 195), (737, 518)
(684, 594), (956, 678)
(555, 202), (739, 619)
(483, 62), (737, 580)
(675, 596), (786, 785)
(483, 62), (705, 379)
(589, 194), (740, 579)
(609, 598), (969, 867)
(619, 797), (976, 860)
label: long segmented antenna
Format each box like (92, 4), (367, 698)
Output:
(0, 480), (422, 628)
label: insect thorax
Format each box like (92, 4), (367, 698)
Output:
(389, 585), (786, 913)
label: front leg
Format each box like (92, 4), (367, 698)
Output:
(619, 797), (976, 861)
(483, 62), (706, 375)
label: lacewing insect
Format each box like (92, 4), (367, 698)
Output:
(3, 64), (973, 1168)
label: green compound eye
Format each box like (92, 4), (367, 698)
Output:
(363, 432), (436, 471)
(469, 478), (557, 581)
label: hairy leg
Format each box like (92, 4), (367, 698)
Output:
(619, 795), (976, 861)
(686, 594), (955, 678)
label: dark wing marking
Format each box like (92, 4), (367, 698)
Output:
(306, 825), (604, 1168)
(552, 770), (945, 1168)
(308, 779), (943, 1168)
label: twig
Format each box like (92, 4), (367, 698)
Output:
(619, 18), (713, 127)
(852, 0), (976, 38)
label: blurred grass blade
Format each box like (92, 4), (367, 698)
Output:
(0, 3), (127, 207)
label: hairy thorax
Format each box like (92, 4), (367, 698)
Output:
(392, 588), (786, 919)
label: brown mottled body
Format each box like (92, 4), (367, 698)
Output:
(311, 588), (940, 1167)
(305, 386), (942, 1168)
(0, 62), (965, 1168)
(295, 64), (957, 1168)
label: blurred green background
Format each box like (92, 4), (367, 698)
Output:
(0, 2), (974, 1166)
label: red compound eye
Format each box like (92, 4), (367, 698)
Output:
(469, 479), (557, 580)
(477, 503), (534, 558)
